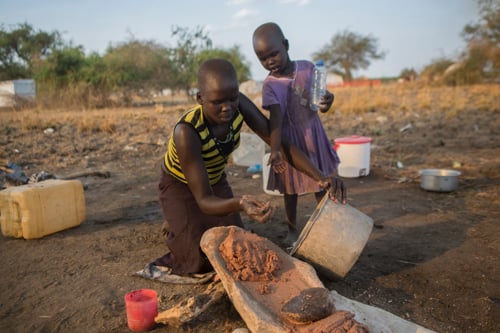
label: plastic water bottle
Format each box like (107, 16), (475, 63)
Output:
(310, 60), (327, 111)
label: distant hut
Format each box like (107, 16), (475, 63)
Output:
(0, 79), (36, 107)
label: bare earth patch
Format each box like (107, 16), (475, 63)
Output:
(0, 97), (499, 332)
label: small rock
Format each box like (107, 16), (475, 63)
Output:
(397, 177), (409, 183)
(399, 123), (412, 132)
(232, 328), (250, 333)
(156, 138), (167, 146)
(280, 287), (334, 324)
(123, 145), (137, 151)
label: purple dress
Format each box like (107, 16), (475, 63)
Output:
(262, 60), (340, 195)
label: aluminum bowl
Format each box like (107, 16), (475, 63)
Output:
(419, 169), (461, 192)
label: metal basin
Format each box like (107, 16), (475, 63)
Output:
(419, 169), (461, 192)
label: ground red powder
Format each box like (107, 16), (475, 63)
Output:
(219, 227), (281, 282)
(217, 227), (369, 332)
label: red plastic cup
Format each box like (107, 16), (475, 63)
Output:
(124, 289), (158, 332)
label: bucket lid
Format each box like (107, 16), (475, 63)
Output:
(334, 135), (372, 144)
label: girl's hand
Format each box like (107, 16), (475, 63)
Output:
(319, 91), (334, 113)
(268, 151), (287, 173)
(318, 177), (346, 204)
(240, 195), (274, 223)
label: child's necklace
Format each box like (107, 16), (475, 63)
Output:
(212, 123), (234, 158)
(216, 128), (233, 144)
(211, 121), (233, 142)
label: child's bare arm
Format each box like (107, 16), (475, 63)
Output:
(174, 123), (273, 219)
(267, 104), (286, 173)
(268, 104), (283, 153)
(239, 93), (346, 203)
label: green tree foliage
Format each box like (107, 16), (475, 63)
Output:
(420, 0), (499, 85)
(34, 46), (86, 86)
(34, 46), (113, 108)
(313, 30), (386, 81)
(169, 26), (212, 96)
(459, 0), (500, 83)
(419, 58), (454, 84)
(196, 46), (251, 83)
(0, 22), (61, 80)
(399, 68), (418, 81)
(1, 23), (252, 108)
(77, 52), (113, 106)
(462, 0), (500, 47)
(80, 52), (109, 88)
(443, 44), (493, 85)
(103, 39), (173, 103)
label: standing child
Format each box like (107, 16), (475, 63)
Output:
(151, 58), (345, 278)
(253, 22), (343, 246)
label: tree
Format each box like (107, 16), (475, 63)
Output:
(419, 58), (454, 84)
(169, 26), (212, 96)
(418, 0), (499, 86)
(0, 23), (61, 80)
(312, 30), (385, 81)
(443, 44), (491, 85)
(1, 22), (253, 108)
(196, 46), (251, 83)
(462, 0), (500, 47)
(34, 46), (86, 86)
(103, 39), (173, 104)
(34, 46), (108, 107)
(399, 68), (417, 81)
(460, 0), (500, 83)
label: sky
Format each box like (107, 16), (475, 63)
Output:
(0, 0), (479, 81)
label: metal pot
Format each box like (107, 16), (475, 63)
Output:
(419, 169), (461, 192)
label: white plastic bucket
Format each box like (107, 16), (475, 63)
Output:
(262, 153), (283, 196)
(290, 195), (373, 280)
(232, 132), (265, 167)
(334, 135), (372, 178)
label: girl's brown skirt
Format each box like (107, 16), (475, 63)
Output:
(154, 168), (243, 275)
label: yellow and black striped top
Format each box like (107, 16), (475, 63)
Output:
(164, 105), (244, 185)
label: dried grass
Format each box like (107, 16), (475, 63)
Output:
(330, 83), (499, 117)
(1, 84), (498, 135)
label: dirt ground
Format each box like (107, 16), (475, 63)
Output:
(0, 100), (499, 333)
